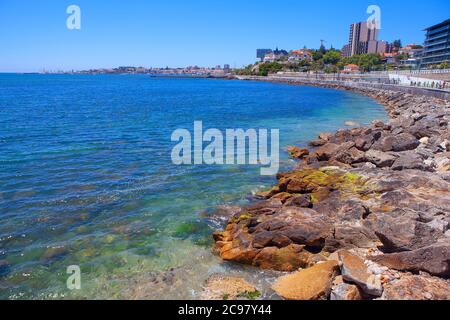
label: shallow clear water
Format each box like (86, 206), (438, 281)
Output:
(0, 74), (387, 299)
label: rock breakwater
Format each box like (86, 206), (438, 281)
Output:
(212, 82), (450, 300)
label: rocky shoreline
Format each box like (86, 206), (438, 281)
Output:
(211, 80), (450, 300)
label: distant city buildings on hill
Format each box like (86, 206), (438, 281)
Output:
(53, 64), (233, 76)
(256, 47), (293, 63)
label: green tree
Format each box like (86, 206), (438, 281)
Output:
(258, 62), (283, 76)
(393, 39), (402, 50)
(312, 51), (323, 61)
(319, 44), (327, 55)
(357, 54), (383, 72)
(323, 50), (342, 65)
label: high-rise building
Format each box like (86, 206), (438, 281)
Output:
(343, 21), (387, 56)
(420, 19), (450, 68)
(348, 21), (378, 56)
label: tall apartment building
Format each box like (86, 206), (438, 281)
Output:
(420, 19), (450, 68)
(342, 21), (387, 56)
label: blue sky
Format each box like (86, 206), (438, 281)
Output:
(0, 0), (449, 72)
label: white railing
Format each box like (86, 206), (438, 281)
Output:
(269, 72), (450, 91)
(368, 69), (450, 75)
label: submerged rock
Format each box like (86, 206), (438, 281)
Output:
(0, 260), (10, 277)
(40, 246), (68, 263)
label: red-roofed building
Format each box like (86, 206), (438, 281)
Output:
(288, 49), (313, 62)
(343, 64), (360, 73)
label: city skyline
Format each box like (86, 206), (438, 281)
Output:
(0, 0), (449, 72)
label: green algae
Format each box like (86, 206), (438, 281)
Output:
(230, 213), (253, 224)
(284, 168), (373, 201)
(245, 290), (262, 300)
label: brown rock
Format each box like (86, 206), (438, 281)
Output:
(253, 244), (311, 271)
(270, 192), (293, 203)
(330, 282), (363, 300)
(309, 139), (327, 147)
(373, 212), (443, 252)
(284, 194), (313, 208)
(392, 133), (420, 152)
(365, 149), (397, 168)
(201, 275), (259, 300)
(272, 261), (340, 300)
(334, 146), (367, 165)
(287, 146), (309, 159)
(314, 143), (341, 161)
(339, 251), (383, 296)
(355, 135), (375, 151)
(319, 132), (333, 141)
(372, 134), (395, 152)
(391, 153), (426, 171)
(326, 224), (377, 251)
(306, 253), (329, 267)
(370, 244), (450, 277)
(256, 186), (280, 199)
(382, 275), (450, 300)
(276, 207), (332, 249)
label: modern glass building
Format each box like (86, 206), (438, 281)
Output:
(420, 19), (450, 68)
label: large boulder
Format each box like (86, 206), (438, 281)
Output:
(262, 207), (332, 249)
(391, 152), (426, 171)
(313, 143), (341, 161)
(381, 275), (450, 300)
(335, 147), (367, 165)
(370, 243), (450, 277)
(215, 205), (333, 271)
(372, 210), (443, 252)
(391, 133), (420, 152)
(326, 224), (377, 251)
(309, 139), (327, 147)
(272, 261), (340, 300)
(252, 244), (311, 271)
(355, 135), (375, 151)
(372, 133), (420, 152)
(365, 150), (397, 168)
(338, 251), (383, 297)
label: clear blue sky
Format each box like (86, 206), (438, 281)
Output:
(0, 0), (449, 72)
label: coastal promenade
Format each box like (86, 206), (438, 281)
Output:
(236, 74), (450, 99)
(212, 76), (450, 300)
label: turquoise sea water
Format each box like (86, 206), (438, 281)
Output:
(0, 74), (387, 299)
